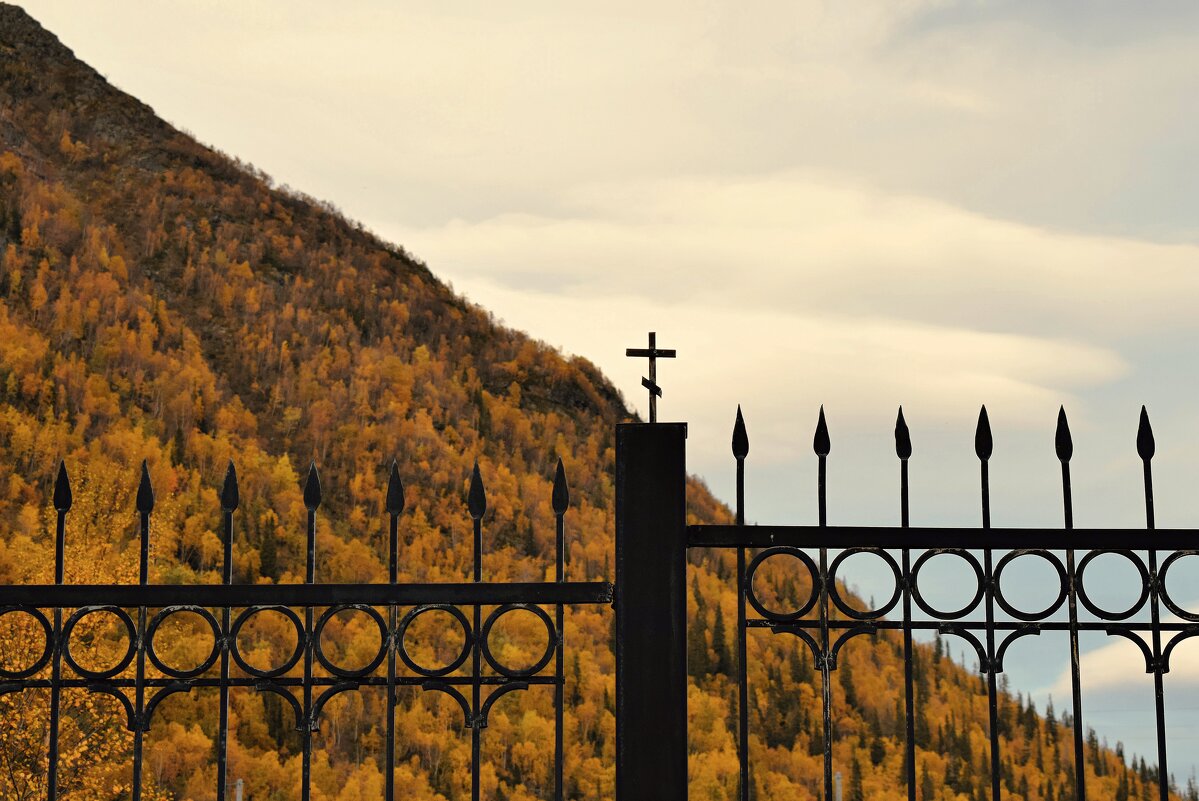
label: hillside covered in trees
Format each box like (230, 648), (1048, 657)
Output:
(0, 4), (1182, 800)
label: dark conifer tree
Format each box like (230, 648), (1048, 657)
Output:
(920, 762), (935, 801)
(1045, 696), (1058, 743)
(711, 602), (730, 676)
(259, 527), (278, 580)
(868, 716), (884, 767)
(840, 652), (857, 708)
(688, 607), (709, 677)
(849, 753), (865, 801)
(915, 707), (931, 749)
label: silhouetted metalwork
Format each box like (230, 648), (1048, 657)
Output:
(660, 402), (1195, 801)
(625, 331), (675, 423)
(733, 406), (750, 801)
(9, 385), (1195, 801)
(2, 455), (608, 801)
(615, 422), (688, 801)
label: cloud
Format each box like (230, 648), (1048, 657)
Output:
(22, 0), (1199, 239)
(1047, 611), (1199, 700)
(16, 0), (1199, 771)
(1034, 624), (1199, 771)
(384, 172), (1199, 345)
(433, 277), (1123, 462)
(379, 168), (1185, 444)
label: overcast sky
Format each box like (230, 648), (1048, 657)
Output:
(17, 0), (1199, 781)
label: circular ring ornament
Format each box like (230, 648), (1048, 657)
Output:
(1159, 550), (1199, 621)
(745, 547), (821, 622)
(314, 604), (388, 678)
(397, 604), (473, 677)
(480, 604), (556, 677)
(828, 548), (902, 620)
(229, 605), (305, 678)
(1076, 549), (1150, 621)
(62, 605), (137, 680)
(993, 550), (1069, 621)
(146, 605), (222, 679)
(910, 549), (985, 620)
(0, 606), (53, 679)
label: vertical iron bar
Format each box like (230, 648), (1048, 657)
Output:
(301, 464), (320, 801)
(981, 462), (1001, 801)
(217, 462), (238, 800)
(975, 408), (1001, 801)
(1138, 409), (1169, 801)
(895, 409), (916, 801)
(818, 460), (832, 801)
(900, 462), (916, 801)
(386, 506), (397, 801)
(737, 540), (750, 801)
(47, 462), (70, 801)
(553, 459), (569, 801)
(469, 463), (485, 801)
(472, 533), (481, 801)
(733, 407), (750, 801)
(1059, 410), (1087, 801)
(814, 407), (831, 801)
(615, 423), (688, 801)
(132, 462), (153, 801)
(385, 460), (403, 801)
(385, 514), (398, 801)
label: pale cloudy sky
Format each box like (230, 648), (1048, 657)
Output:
(18, 0), (1199, 781)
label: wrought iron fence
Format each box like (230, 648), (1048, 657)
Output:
(0, 457), (611, 801)
(613, 406), (1199, 801)
(4, 396), (1193, 801)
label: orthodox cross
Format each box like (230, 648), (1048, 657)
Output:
(626, 331), (675, 423)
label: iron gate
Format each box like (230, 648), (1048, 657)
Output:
(0, 458), (611, 800)
(614, 406), (1198, 801)
(1, 393), (1195, 799)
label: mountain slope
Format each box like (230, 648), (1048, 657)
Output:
(0, 5), (1177, 801)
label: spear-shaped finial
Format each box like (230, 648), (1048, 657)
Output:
(732, 405), (749, 460)
(136, 460), (155, 514)
(54, 460), (72, 511)
(304, 462), (322, 510)
(895, 407), (912, 460)
(1057, 407), (1075, 530)
(386, 459), (405, 516)
(732, 406), (750, 526)
(221, 460), (240, 511)
(552, 458), (570, 516)
(896, 407), (912, 528)
(468, 461), (487, 521)
(975, 406), (993, 461)
(1137, 406), (1155, 461)
(1055, 406), (1073, 463)
(813, 406), (830, 457)
(1138, 406), (1156, 531)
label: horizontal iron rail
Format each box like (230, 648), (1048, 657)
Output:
(746, 619), (1199, 632)
(0, 581), (613, 607)
(0, 677), (562, 690)
(690, 524), (1199, 550)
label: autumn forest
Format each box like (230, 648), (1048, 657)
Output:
(0, 5), (1185, 800)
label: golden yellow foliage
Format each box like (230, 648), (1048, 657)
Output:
(0, 7), (1179, 797)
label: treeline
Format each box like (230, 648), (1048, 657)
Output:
(0, 5), (1186, 800)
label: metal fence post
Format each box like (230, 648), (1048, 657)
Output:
(615, 422), (688, 801)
